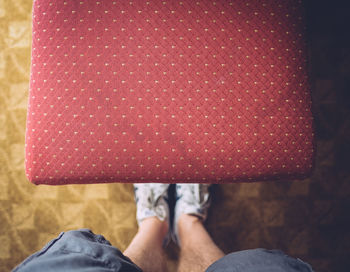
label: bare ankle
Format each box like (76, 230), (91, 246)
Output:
(177, 214), (202, 244)
(178, 213), (201, 227)
(139, 217), (168, 241)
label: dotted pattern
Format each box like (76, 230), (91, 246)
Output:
(25, 0), (314, 184)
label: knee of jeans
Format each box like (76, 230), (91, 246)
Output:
(64, 229), (110, 245)
(252, 248), (285, 256)
(250, 248), (314, 272)
(206, 249), (314, 272)
(64, 229), (93, 238)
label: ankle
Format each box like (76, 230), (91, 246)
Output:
(139, 217), (168, 240)
(178, 213), (201, 226)
(177, 214), (202, 244)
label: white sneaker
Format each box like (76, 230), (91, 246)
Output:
(172, 183), (211, 245)
(133, 183), (170, 225)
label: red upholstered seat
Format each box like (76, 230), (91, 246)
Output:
(25, 0), (315, 185)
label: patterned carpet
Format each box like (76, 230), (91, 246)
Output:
(0, 1), (349, 271)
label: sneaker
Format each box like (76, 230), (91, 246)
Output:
(172, 183), (211, 245)
(133, 183), (170, 225)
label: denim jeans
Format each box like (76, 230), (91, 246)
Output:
(13, 229), (314, 272)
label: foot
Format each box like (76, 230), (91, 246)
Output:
(133, 183), (170, 225)
(172, 183), (211, 245)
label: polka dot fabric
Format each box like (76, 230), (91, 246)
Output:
(25, 0), (315, 185)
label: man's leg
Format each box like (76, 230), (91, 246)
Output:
(177, 214), (224, 272)
(124, 216), (168, 272)
(172, 184), (314, 272)
(124, 183), (171, 272)
(171, 184), (224, 272)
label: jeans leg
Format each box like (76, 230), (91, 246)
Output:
(13, 229), (142, 272)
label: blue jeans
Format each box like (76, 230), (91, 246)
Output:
(13, 229), (314, 272)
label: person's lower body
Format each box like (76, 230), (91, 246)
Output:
(13, 183), (314, 272)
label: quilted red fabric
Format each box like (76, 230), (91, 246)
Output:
(25, 0), (315, 185)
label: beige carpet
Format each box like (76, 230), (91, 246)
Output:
(1, 1), (349, 271)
